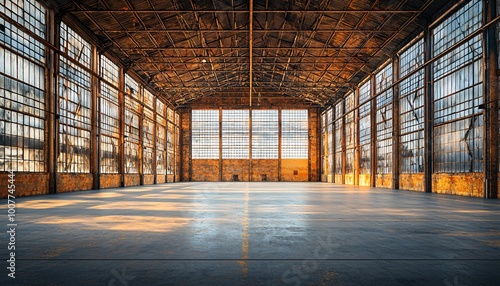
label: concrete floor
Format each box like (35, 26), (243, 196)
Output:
(1, 182), (500, 286)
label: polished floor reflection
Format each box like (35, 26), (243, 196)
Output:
(1, 182), (500, 285)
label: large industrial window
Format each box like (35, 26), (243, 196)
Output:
(0, 0), (46, 172)
(433, 0), (483, 173)
(327, 109), (333, 176)
(282, 110), (308, 159)
(175, 113), (180, 178)
(142, 90), (155, 174)
(58, 23), (92, 173)
(222, 109), (249, 159)
(375, 63), (393, 175)
(252, 110), (278, 159)
(321, 112), (328, 175)
(167, 109), (175, 173)
(156, 101), (166, 175)
(192, 110), (219, 159)
(345, 93), (355, 176)
(124, 74), (141, 173)
(99, 56), (119, 173)
(433, 0), (482, 55)
(334, 103), (343, 175)
(399, 39), (424, 173)
(358, 80), (371, 175)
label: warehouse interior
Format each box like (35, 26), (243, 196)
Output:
(1, 0), (500, 284)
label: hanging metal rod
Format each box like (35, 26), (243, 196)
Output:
(249, 0), (253, 107)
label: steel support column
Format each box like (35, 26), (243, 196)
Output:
(47, 10), (58, 194)
(392, 56), (400, 190)
(370, 74), (377, 187)
(118, 69), (125, 186)
(484, 0), (499, 199)
(91, 47), (100, 190)
(424, 28), (434, 193)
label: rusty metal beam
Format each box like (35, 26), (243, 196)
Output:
(392, 56), (400, 190)
(91, 45), (100, 190)
(423, 28), (433, 193)
(71, 9), (422, 14)
(105, 29), (402, 33)
(370, 74), (377, 187)
(119, 47), (386, 50)
(484, 0), (499, 199)
(47, 9), (58, 194)
(249, 0), (253, 107)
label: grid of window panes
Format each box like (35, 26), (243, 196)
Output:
(156, 101), (166, 175)
(1, 0), (46, 38)
(433, 0), (482, 56)
(58, 23), (92, 173)
(359, 80), (371, 175)
(345, 93), (355, 174)
(252, 110), (278, 159)
(99, 56), (119, 173)
(124, 75), (141, 173)
(281, 110), (308, 159)
(192, 110), (219, 159)
(222, 109), (249, 159)
(100, 55), (119, 87)
(399, 39), (425, 173)
(175, 123), (180, 179)
(375, 63), (393, 175)
(99, 56), (120, 173)
(327, 109), (333, 176)
(433, 0), (484, 173)
(0, 0), (46, 172)
(167, 122), (175, 173)
(334, 103), (343, 174)
(321, 112), (328, 176)
(0, 13), (45, 63)
(166, 108), (175, 174)
(434, 116), (483, 172)
(143, 107), (155, 174)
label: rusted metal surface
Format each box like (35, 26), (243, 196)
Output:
(433, 173), (484, 197)
(484, 0), (499, 199)
(143, 174), (155, 185)
(51, 0), (453, 107)
(376, 174), (392, 189)
(399, 173), (425, 192)
(180, 110), (191, 181)
(100, 174), (122, 189)
(309, 108), (320, 182)
(124, 174), (141, 187)
(0, 174), (50, 198)
(57, 173), (94, 193)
